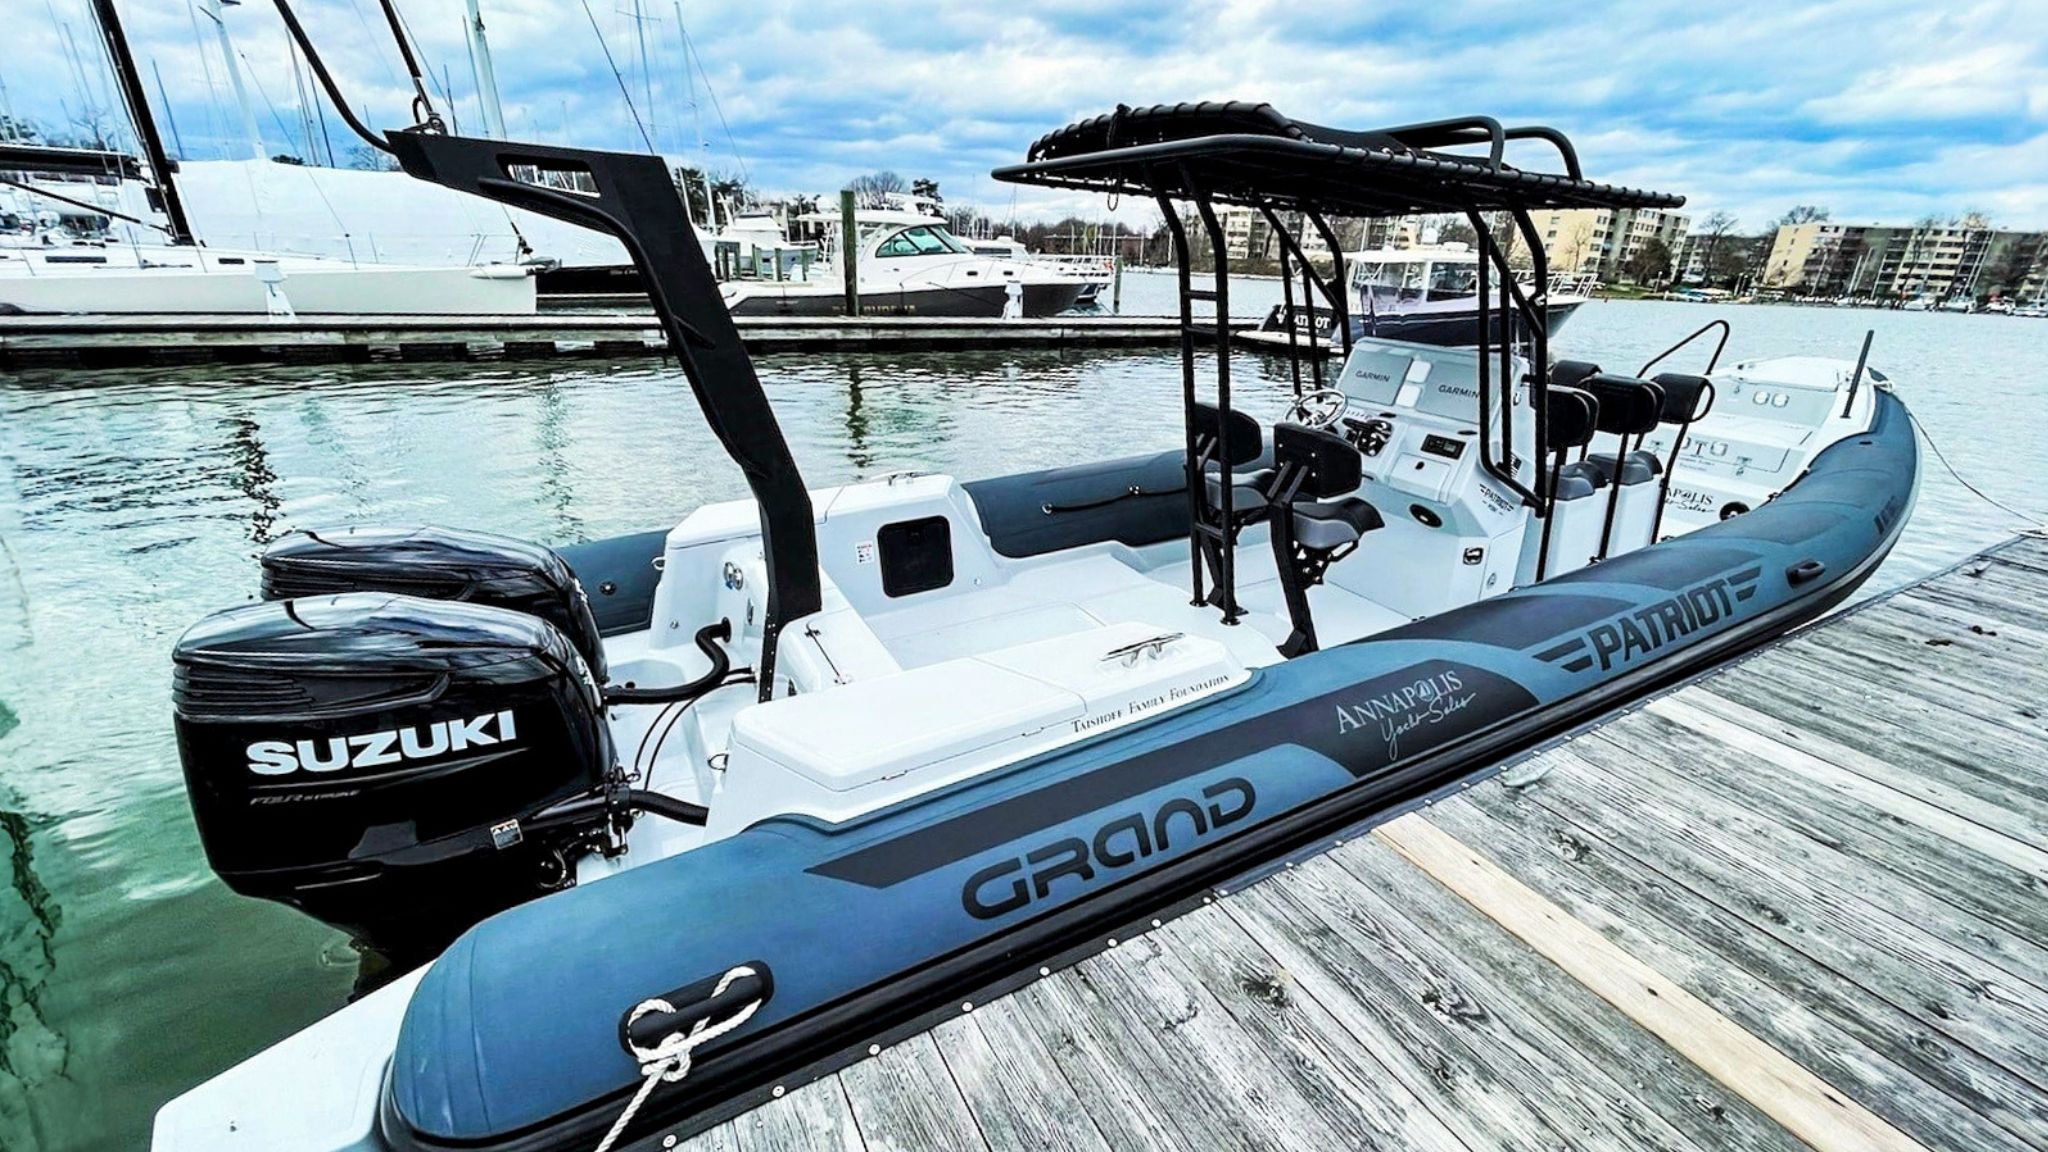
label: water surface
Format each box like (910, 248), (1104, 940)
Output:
(0, 295), (2041, 1149)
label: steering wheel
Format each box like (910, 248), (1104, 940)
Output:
(1283, 387), (1350, 430)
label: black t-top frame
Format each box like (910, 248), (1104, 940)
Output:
(385, 130), (822, 701)
(994, 101), (1685, 621)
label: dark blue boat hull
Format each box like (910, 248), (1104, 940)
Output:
(388, 390), (1918, 1151)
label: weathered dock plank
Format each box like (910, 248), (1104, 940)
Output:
(927, 1013), (1118, 1152)
(1434, 787), (2047, 1151)
(682, 534), (2048, 1152)
(1376, 813), (1927, 1152)
(1519, 740), (2048, 1128)
(1232, 850), (1782, 1151)
(836, 1034), (992, 1152)
(1654, 690), (2048, 855)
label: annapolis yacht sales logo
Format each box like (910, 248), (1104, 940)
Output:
(1333, 669), (1478, 759)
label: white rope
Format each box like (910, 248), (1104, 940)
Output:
(593, 964), (763, 1152)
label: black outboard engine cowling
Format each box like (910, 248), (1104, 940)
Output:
(171, 592), (615, 954)
(259, 525), (608, 681)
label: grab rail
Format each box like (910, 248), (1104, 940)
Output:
(1636, 319), (1730, 378)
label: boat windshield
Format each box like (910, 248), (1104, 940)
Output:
(1428, 262), (1478, 297)
(875, 224), (973, 257)
(1355, 260), (1428, 306)
(1354, 258), (1481, 306)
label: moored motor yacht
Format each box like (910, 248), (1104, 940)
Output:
(964, 234), (1117, 304)
(1240, 241), (1594, 350)
(721, 209), (1092, 317)
(153, 82), (1918, 1152)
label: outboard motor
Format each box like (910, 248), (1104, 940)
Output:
(171, 593), (619, 954)
(258, 525), (608, 681)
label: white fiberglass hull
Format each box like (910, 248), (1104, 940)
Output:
(0, 259), (537, 316)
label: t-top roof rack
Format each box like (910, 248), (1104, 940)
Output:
(994, 103), (1682, 635)
(991, 101), (1683, 216)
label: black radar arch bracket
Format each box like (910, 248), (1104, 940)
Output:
(383, 130), (822, 700)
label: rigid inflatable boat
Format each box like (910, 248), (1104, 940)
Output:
(156, 95), (1918, 1152)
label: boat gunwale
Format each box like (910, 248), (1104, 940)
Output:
(380, 388), (1918, 1152)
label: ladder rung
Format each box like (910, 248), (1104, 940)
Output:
(1186, 289), (1220, 301)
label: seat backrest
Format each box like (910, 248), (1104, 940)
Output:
(1579, 373), (1664, 436)
(1650, 372), (1714, 424)
(1550, 359), (1601, 389)
(1544, 385), (1599, 452)
(1189, 401), (1264, 468)
(1273, 423), (1362, 498)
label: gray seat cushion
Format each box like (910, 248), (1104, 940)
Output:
(1553, 460), (1606, 498)
(1291, 496), (1382, 551)
(1204, 468), (1275, 515)
(1581, 450), (1661, 487)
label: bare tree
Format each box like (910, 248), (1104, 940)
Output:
(1554, 219), (1596, 274)
(1775, 205), (1830, 227)
(845, 171), (907, 210)
(1435, 216), (1478, 247)
(1694, 210), (1738, 284)
(347, 144), (400, 171)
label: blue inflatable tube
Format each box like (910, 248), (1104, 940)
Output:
(386, 390), (1918, 1151)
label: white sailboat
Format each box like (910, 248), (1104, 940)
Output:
(0, 1), (537, 318)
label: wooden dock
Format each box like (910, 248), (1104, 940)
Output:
(682, 533), (2048, 1152)
(0, 313), (1192, 370)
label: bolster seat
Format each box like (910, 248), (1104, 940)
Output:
(1578, 450), (1661, 487)
(1291, 495), (1383, 551)
(1204, 468), (1277, 516)
(1576, 372), (1667, 558)
(1518, 383), (1604, 583)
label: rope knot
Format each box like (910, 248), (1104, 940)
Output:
(595, 966), (764, 1152)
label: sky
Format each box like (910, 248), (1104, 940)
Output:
(7, 0), (2047, 233)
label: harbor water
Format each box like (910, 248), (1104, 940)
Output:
(1, 290), (2041, 1149)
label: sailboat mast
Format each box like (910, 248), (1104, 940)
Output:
(87, 0), (194, 244)
(151, 58), (185, 159)
(464, 0), (507, 139)
(198, 0), (265, 161)
(675, 0), (712, 230)
(632, 0), (656, 151)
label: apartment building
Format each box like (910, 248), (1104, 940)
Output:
(1534, 207), (1690, 282)
(1762, 221), (2047, 302)
(1212, 205), (1339, 264)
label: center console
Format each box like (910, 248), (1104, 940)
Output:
(1327, 338), (1538, 617)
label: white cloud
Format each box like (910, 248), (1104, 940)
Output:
(8, 0), (2046, 228)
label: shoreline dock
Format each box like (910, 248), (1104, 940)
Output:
(678, 533), (2048, 1152)
(0, 313), (1196, 370)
